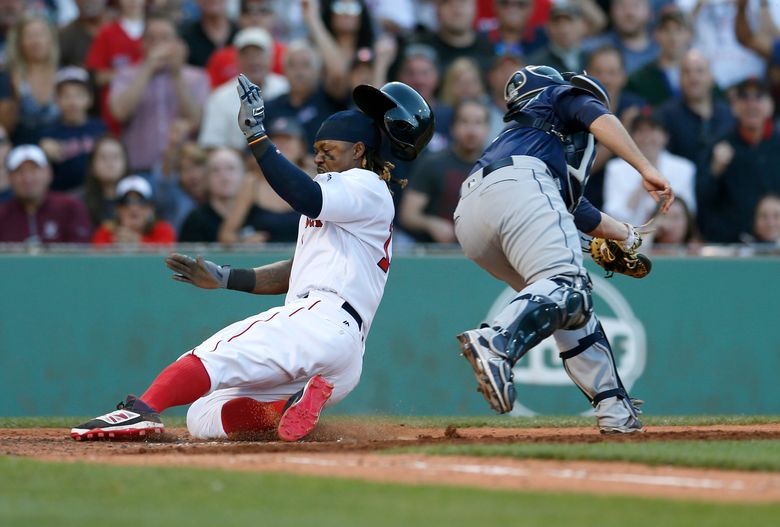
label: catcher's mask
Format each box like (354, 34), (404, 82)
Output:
(504, 65), (567, 120)
(353, 81), (435, 161)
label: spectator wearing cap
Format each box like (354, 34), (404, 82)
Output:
(205, 0), (288, 89)
(0, 124), (12, 203)
(179, 0), (238, 68)
(482, 0), (546, 59)
(109, 14), (210, 174)
(38, 66), (107, 192)
(84, 0), (145, 135)
(217, 116), (305, 245)
(0, 12), (61, 145)
(697, 77), (780, 243)
(626, 6), (693, 107)
(413, 0), (495, 77)
(263, 41), (346, 149)
(582, 45), (646, 209)
(583, 0), (658, 75)
(399, 99), (490, 243)
(92, 174), (176, 246)
(603, 111), (696, 227)
(199, 27), (289, 150)
(528, 2), (589, 74)
(58, 0), (108, 68)
(0, 144), (92, 243)
(656, 49), (735, 168)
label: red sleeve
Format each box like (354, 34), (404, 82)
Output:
(85, 25), (111, 71)
(144, 221), (177, 244)
(92, 226), (113, 245)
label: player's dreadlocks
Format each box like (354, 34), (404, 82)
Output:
(363, 150), (406, 189)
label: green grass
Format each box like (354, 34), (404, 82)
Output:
(392, 440), (780, 471)
(1, 457), (778, 527)
(3, 414), (778, 429)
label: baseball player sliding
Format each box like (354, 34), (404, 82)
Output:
(71, 75), (434, 441)
(455, 66), (674, 433)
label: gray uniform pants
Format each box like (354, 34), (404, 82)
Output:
(454, 156), (584, 290)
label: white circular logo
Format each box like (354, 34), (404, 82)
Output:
(485, 275), (646, 416)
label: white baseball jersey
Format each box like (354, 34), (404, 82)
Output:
(285, 167), (395, 335)
(186, 167), (394, 438)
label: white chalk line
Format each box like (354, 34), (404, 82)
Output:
(277, 455), (752, 491)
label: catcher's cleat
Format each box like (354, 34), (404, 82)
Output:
(277, 375), (333, 441)
(596, 397), (644, 434)
(70, 395), (164, 441)
(457, 329), (516, 414)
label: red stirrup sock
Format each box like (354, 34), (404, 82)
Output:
(140, 354), (211, 413)
(221, 398), (287, 435)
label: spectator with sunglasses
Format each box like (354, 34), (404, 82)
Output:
(697, 77), (780, 243)
(91, 175), (175, 246)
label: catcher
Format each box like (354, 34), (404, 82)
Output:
(454, 65), (673, 433)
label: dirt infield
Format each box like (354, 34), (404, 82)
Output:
(3, 423), (780, 503)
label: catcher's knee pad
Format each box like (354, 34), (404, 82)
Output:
(496, 277), (593, 363)
(555, 317), (635, 413)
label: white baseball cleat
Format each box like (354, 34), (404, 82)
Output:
(277, 375), (334, 442)
(70, 395), (164, 441)
(596, 397), (644, 434)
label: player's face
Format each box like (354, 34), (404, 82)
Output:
(313, 140), (363, 173)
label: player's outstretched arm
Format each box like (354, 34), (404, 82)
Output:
(589, 114), (674, 213)
(165, 253), (292, 295)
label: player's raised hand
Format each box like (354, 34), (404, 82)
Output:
(236, 73), (266, 143)
(165, 253), (229, 289)
(640, 165), (675, 214)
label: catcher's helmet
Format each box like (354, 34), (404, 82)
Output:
(504, 65), (567, 119)
(353, 82), (435, 161)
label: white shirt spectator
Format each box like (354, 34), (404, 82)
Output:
(603, 150), (696, 226)
(198, 74), (289, 150)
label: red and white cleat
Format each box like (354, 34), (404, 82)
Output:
(277, 375), (334, 442)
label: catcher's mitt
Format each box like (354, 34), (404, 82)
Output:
(590, 226), (652, 279)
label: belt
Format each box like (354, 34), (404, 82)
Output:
(303, 292), (362, 330)
(481, 157), (514, 178)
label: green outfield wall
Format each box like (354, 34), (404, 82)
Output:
(1, 251), (778, 417)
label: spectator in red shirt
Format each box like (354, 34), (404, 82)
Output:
(0, 144), (92, 243)
(92, 174), (175, 246)
(84, 0), (145, 133)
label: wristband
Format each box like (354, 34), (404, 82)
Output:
(227, 267), (257, 292)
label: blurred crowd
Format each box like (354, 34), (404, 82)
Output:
(0, 0), (778, 251)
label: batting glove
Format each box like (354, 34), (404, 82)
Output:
(166, 253), (230, 289)
(236, 73), (267, 144)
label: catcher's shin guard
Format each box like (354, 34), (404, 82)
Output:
(492, 278), (593, 363)
(555, 317), (643, 433)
